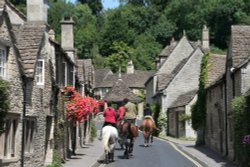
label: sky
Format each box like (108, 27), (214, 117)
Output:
(68, 0), (120, 9)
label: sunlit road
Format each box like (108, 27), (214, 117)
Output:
(96, 132), (201, 167)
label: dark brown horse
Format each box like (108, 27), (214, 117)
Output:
(120, 120), (138, 159)
(140, 116), (156, 147)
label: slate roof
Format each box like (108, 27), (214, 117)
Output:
(206, 54), (226, 88)
(169, 89), (197, 108)
(94, 70), (154, 89)
(94, 68), (113, 88)
(104, 79), (141, 103)
(156, 73), (173, 91)
(14, 23), (46, 77)
(159, 40), (177, 57)
(231, 26), (250, 69)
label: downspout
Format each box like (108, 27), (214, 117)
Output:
(21, 75), (27, 167)
(224, 75), (228, 156)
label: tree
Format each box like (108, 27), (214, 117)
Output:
(104, 41), (134, 73)
(77, 0), (103, 15)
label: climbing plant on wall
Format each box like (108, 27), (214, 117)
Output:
(232, 95), (250, 167)
(0, 79), (10, 135)
(191, 52), (210, 145)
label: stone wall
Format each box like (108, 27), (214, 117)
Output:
(206, 82), (227, 156)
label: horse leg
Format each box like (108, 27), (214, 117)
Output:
(105, 151), (109, 164)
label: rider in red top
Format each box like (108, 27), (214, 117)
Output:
(117, 104), (125, 122)
(99, 102), (117, 140)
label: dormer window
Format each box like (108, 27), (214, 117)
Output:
(36, 59), (44, 85)
(0, 47), (6, 78)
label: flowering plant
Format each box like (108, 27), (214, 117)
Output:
(61, 86), (75, 93)
(63, 86), (103, 123)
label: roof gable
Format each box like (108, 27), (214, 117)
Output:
(230, 26), (250, 68)
(104, 79), (141, 103)
(14, 24), (46, 77)
(206, 54), (226, 88)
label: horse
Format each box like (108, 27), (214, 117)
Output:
(102, 125), (118, 164)
(140, 116), (156, 147)
(120, 120), (138, 159)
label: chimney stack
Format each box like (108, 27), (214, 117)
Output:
(61, 17), (75, 51)
(202, 25), (209, 50)
(27, 0), (48, 22)
(127, 60), (134, 74)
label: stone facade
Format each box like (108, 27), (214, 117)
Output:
(0, 1), (79, 167)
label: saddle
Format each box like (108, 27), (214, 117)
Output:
(121, 120), (138, 138)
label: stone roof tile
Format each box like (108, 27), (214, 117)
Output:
(169, 89), (197, 108)
(15, 23), (46, 77)
(231, 25), (250, 68)
(104, 79), (141, 103)
(207, 54), (226, 87)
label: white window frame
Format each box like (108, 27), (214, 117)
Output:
(64, 62), (68, 86)
(35, 59), (44, 85)
(0, 47), (7, 78)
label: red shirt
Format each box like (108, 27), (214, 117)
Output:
(117, 106), (125, 121)
(103, 107), (117, 124)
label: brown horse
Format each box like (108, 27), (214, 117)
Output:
(140, 116), (156, 147)
(120, 120), (138, 159)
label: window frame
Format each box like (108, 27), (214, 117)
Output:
(35, 59), (45, 86)
(0, 115), (19, 159)
(0, 46), (7, 78)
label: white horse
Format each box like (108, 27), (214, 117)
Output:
(102, 125), (118, 163)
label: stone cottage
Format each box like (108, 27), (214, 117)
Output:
(205, 54), (226, 155)
(225, 25), (250, 161)
(93, 61), (153, 118)
(145, 26), (209, 137)
(0, 0), (78, 166)
(168, 90), (197, 138)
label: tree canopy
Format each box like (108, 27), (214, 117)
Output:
(9, 0), (250, 72)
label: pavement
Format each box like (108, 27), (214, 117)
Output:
(158, 135), (240, 167)
(62, 130), (103, 167)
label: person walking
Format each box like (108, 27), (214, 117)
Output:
(99, 102), (117, 140)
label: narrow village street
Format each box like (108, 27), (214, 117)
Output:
(61, 118), (240, 167)
(0, 1), (250, 167)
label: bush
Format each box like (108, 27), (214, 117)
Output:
(90, 119), (97, 141)
(0, 79), (10, 135)
(232, 96), (250, 166)
(46, 151), (62, 167)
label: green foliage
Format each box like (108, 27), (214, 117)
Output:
(179, 113), (191, 122)
(151, 103), (167, 136)
(90, 119), (97, 141)
(232, 96), (250, 166)
(0, 79), (10, 135)
(77, 0), (103, 15)
(191, 52), (210, 131)
(104, 41), (134, 72)
(46, 151), (62, 167)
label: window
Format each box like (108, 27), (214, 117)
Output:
(24, 118), (35, 153)
(36, 59), (44, 85)
(63, 62), (68, 86)
(0, 48), (6, 78)
(1, 117), (19, 159)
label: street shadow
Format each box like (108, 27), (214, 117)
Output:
(68, 156), (82, 159)
(185, 145), (240, 167)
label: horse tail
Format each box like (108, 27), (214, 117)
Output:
(103, 127), (111, 152)
(102, 126), (118, 153)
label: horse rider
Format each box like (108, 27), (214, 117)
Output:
(117, 101), (125, 133)
(143, 103), (156, 129)
(99, 101), (117, 140)
(123, 98), (138, 136)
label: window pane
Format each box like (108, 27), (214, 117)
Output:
(11, 119), (17, 157)
(4, 120), (11, 157)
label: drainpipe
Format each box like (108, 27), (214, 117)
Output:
(21, 76), (27, 167)
(224, 73), (228, 156)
